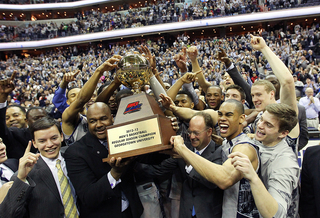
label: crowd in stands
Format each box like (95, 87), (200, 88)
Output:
(0, 23), (319, 113)
(1, 16), (320, 217)
(1, 0), (319, 42)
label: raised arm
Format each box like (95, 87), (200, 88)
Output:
(171, 47), (205, 110)
(139, 45), (167, 90)
(216, 48), (253, 108)
(187, 46), (211, 93)
(52, 69), (80, 113)
(159, 93), (217, 124)
(62, 55), (121, 135)
(95, 76), (122, 104)
(250, 35), (299, 138)
(167, 72), (199, 100)
(250, 35), (297, 112)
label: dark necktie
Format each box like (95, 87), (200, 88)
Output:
(0, 167), (9, 183)
(102, 141), (109, 151)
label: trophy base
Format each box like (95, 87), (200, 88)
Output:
(103, 114), (174, 162)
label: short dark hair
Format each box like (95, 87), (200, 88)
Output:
(29, 117), (61, 139)
(66, 87), (79, 100)
(177, 90), (194, 103)
(226, 84), (246, 101)
(265, 103), (298, 133)
(7, 104), (26, 115)
(26, 107), (47, 120)
(223, 99), (244, 115)
(207, 85), (222, 95)
(191, 111), (214, 129)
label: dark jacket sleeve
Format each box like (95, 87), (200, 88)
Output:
(64, 144), (118, 210)
(0, 175), (35, 218)
(188, 147), (222, 190)
(297, 104), (309, 151)
(227, 65), (254, 108)
(299, 147), (319, 218)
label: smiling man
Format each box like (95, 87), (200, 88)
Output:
(0, 117), (78, 218)
(5, 105), (27, 129)
(169, 99), (260, 218)
(0, 137), (18, 188)
(205, 86), (223, 110)
(64, 102), (143, 218)
(136, 112), (223, 218)
(0, 74), (47, 159)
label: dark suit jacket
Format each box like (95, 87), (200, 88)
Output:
(227, 65), (254, 109)
(64, 132), (143, 218)
(2, 158), (18, 172)
(297, 104), (309, 151)
(0, 106), (35, 159)
(1, 158), (19, 181)
(0, 157), (66, 218)
(137, 140), (223, 218)
(300, 145), (320, 218)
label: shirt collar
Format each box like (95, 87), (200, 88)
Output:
(195, 141), (210, 155)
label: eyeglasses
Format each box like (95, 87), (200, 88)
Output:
(187, 128), (208, 137)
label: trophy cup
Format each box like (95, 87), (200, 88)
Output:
(103, 53), (176, 162)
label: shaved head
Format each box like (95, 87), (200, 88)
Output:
(87, 102), (111, 118)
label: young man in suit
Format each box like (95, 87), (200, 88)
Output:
(137, 111), (223, 218)
(0, 137), (18, 203)
(0, 137), (18, 187)
(64, 102), (143, 218)
(0, 117), (78, 218)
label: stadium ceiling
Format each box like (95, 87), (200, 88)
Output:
(0, 6), (319, 51)
(0, 0), (121, 11)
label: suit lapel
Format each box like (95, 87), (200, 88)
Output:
(35, 157), (62, 203)
(85, 132), (109, 159)
(200, 140), (216, 160)
(3, 159), (19, 172)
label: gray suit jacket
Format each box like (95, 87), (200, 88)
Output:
(137, 140), (223, 218)
(0, 157), (66, 218)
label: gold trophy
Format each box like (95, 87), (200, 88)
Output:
(103, 53), (175, 162)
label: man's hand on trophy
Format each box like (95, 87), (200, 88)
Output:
(168, 116), (179, 131)
(159, 93), (175, 111)
(97, 55), (122, 73)
(138, 45), (156, 70)
(181, 70), (201, 84)
(170, 135), (186, 157)
(109, 156), (136, 180)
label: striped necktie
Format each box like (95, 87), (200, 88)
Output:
(56, 160), (78, 218)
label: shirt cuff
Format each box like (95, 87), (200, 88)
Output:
(226, 63), (235, 71)
(107, 171), (121, 189)
(185, 165), (193, 174)
(0, 101), (7, 109)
